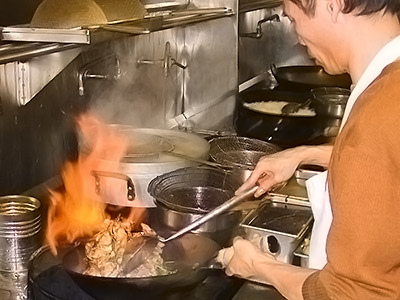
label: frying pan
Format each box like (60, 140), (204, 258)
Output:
(62, 233), (222, 300)
(271, 65), (352, 91)
(235, 89), (326, 148)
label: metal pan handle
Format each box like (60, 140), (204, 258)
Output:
(158, 186), (258, 243)
(270, 63), (277, 76)
(90, 170), (135, 201)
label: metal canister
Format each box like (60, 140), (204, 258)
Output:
(0, 195), (41, 300)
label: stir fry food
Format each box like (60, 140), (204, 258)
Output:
(84, 218), (173, 277)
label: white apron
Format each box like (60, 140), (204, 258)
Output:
(306, 35), (400, 269)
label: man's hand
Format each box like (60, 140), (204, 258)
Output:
(236, 145), (333, 197)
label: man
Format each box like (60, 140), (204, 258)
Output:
(220, 0), (400, 299)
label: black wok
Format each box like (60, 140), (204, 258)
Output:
(272, 65), (352, 91)
(62, 233), (222, 300)
(235, 89), (326, 148)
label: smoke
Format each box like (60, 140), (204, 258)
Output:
(87, 70), (171, 129)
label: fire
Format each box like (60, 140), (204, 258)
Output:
(46, 114), (145, 254)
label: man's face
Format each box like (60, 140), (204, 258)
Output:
(283, 0), (344, 74)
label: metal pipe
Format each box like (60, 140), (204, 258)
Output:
(0, 43), (79, 64)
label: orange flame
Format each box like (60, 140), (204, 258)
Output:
(46, 114), (146, 254)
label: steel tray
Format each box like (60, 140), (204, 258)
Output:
(241, 200), (313, 264)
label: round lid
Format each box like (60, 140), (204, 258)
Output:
(115, 127), (210, 165)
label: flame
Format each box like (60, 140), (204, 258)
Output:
(46, 114), (145, 254)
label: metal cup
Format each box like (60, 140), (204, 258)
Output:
(0, 195), (41, 300)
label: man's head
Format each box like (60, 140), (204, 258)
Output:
(289, 0), (400, 17)
(283, 0), (400, 77)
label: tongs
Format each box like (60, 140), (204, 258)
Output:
(281, 98), (313, 115)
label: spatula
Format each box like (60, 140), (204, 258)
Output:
(120, 236), (159, 275)
(281, 98), (312, 115)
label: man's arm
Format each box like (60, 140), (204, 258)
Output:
(237, 144), (333, 197)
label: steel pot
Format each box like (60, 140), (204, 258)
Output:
(271, 65), (352, 91)
(82, 127), (210, 207)
(235, 89), (326, 148)
(311, 87), (350, 118)
(154, 201), (242, 234)
(148, 166), (244, 237)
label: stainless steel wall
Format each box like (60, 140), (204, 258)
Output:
(0, 0), (238, 194)
(0, 0), (314, 194)
(238, 5), (313, 87)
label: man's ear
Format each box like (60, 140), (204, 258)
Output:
(325, 0), (345, 23)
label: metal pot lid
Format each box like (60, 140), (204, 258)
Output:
(113, 127), (210, 165)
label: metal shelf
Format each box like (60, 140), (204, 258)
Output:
(0, 7), (234, 64)
(239, 0), (282, 13)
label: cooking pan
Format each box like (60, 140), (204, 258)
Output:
(271, 64), (352, 91)
(235, 89), (326, 148)
(62, 233), (222, 300)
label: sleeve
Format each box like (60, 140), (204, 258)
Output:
(302, 271), (329, 299)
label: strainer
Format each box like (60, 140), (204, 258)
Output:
(148, 166), (243, 214)
(209, 136), (280, 170)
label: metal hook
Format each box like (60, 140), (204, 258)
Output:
(240, 14), (280, 39)
(78, 54), (121, 96)
(137, 41), (186, 77)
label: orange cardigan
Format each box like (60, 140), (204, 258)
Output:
(302, 61), (400, 299)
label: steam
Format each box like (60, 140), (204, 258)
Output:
(86, 46), (178, 129)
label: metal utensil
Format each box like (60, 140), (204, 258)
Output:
(281, 98), (313, 115)
(120, 237), (159, 275)
(157, 186), (258, 243)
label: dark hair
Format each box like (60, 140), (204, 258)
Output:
(290, 0), (400, 17)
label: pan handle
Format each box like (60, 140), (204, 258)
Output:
(158, 186), (258, 243)
(270, 63), (277, 76)
(90, 170), (135, 201)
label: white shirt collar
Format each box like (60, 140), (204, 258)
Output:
(340, 35), (400, 130)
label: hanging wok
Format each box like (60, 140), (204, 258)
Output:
(62, 233), (222, 300)
(271, 64), (352, 91)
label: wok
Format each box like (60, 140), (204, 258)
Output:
(62, 233), (222, 300)
(272, 65), (352, 91)
(235, 89), (326, 148)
